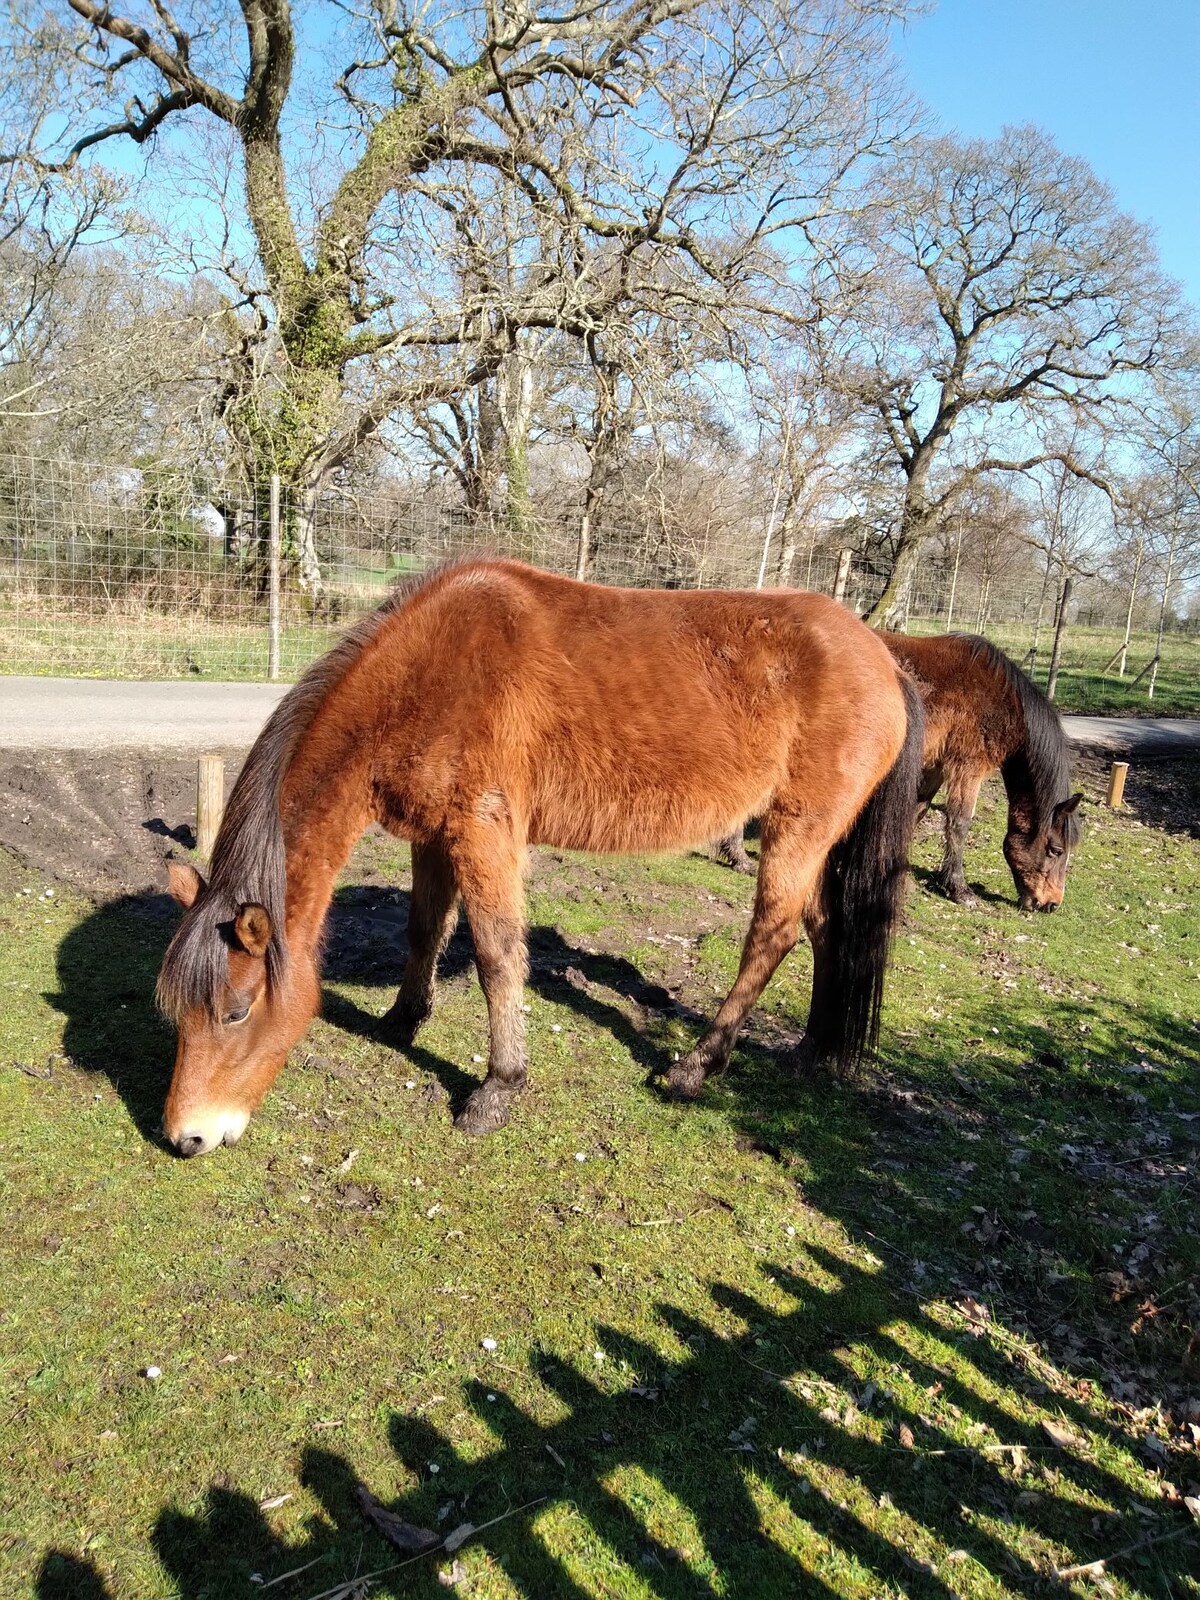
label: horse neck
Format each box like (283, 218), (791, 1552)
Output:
(990, 666), (1039, 834)
(279, 737), (376, 956)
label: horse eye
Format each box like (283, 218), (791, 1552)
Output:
(222, 1004), (251, 1026)
(1047, 844), (1064, 859)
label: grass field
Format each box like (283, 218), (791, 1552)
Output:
(2, 765), (1199, 1598)
(1, 604), (1197, 717)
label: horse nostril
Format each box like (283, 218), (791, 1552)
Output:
(176, 1132), (206, 1159)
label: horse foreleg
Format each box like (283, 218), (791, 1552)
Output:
(666, 816), (820, 1099)
(451, 825), (529, 1135)
(382, 840), (458, 1044)
(937, 770), (983, 906)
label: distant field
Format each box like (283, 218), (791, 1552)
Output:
(1, 599), (1197, 717)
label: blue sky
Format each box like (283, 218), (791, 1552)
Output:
(896, 0), (1200, 306)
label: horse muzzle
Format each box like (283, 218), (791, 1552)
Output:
(163, 1107), (250, 1158)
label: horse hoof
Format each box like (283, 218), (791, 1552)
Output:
(378, 999), (430, 1047)
(453, 1085), (515, 1135)
(664, 1057), (707, 1100)
(788, 1036), (833, 1077)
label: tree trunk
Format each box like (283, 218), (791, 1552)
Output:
(293, 480), (324, 598)
(1047, 575), (1072, 701)
(497, 352), (536, 556)
(773, 509), (799, 585)
(867, 473), (933, 628)
(1119, 538), (1144, 676)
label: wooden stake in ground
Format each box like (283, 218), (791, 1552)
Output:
(196, 753), (225, 860)
(1106, 761), (1129, 809)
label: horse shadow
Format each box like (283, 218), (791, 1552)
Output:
(36, 1248), (1200, 1597)
(908, 863), (1013, 909)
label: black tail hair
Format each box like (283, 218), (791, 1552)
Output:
(816, 673), (925, 1071)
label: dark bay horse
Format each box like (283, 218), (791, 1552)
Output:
(883, 633), (1082, 909)
(157, 560), (924, 1157)
(716, 632), (1081, 910)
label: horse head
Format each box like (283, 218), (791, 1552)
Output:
(158, 861), (319, 1156)
(1002, 792), (1083, 912)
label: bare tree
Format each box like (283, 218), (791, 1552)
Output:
(8, 0), (909, 591)
(829, 126), (1183, 625)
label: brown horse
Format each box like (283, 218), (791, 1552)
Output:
(883, 634), (1082, 910)
(716, 633), (1081, 911)
(157, 560), (924, 1157)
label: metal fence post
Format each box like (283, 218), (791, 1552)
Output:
(267, 472), (281, 681)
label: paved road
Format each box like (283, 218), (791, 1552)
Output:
(1060, 715), (1200, 755)
(0, 676), (289, 750)
(1, 676), (1198, 755)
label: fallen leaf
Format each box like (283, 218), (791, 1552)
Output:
(354, 1484), (440, 1554)
(1042, 1418), (1087, 1451)
(899, 1423), (915, 1450)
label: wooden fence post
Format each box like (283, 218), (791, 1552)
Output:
(196, 753), (225, 860)
(1046, 575), (1072, 702)
(1106, 762), (1129, 809)
(267, 472), (281, 681)
(832, 547), (853, 606)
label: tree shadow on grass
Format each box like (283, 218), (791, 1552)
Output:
(36, 1251), (1200, 1598)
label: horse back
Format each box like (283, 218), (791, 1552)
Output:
(360, 562), (908, 855)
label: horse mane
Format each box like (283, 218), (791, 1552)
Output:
(959, 634), (1080, 843)
(156, 570), (430, 1023)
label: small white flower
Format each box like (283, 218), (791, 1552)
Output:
(486, 1393), (496, 1402)
(404, 1080), (416, 1089)
(481, 1337), (497, 1351)
(593, 1349), (605, 1363)
(471, 1055), (483, 1064)
(551, 1023), (562, 1033)
(143, 1366), (162, 1380)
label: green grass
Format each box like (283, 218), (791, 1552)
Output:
(2, 778), (1199, 1599)
(2, 605), (1197, 716)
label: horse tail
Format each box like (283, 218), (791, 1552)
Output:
(819, 672), (925, 1071)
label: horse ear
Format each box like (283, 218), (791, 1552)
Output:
(167, 860), (205, 909)
(234, 903), (273, 958)
(1055, 792), (1084, 819)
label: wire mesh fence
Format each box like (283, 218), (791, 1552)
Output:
(0, 452), (1188, 685)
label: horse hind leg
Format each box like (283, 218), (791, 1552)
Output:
(713, 823), (756, 874)
(448, 811), (529, 1136)
(666, 812), (824, 1100)
(937, 769), (983, 906)
(381, 840), (458, 1045)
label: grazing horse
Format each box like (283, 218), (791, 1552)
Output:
(157, 560), (924, 1158)
(716, 632), (1081, 910)
(882, 633), (1082, 910)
